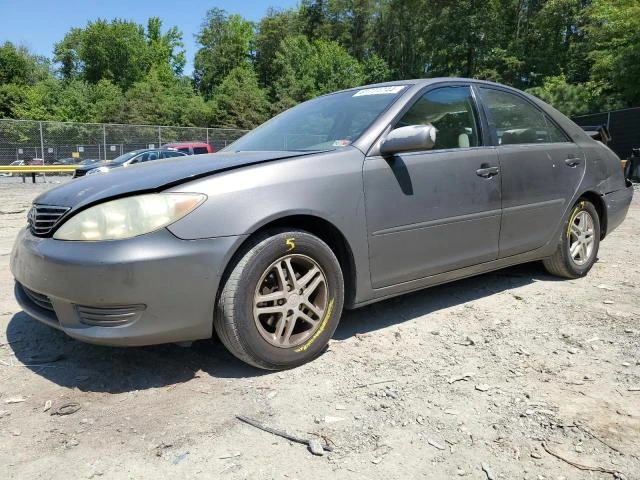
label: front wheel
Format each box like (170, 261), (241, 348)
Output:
(214, 229), (344, 370)
(543, 200), (600, 279)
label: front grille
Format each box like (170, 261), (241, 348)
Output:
(76, 305), (146, 326)
(28, 204), (70, 236)
(22, 285), (55, 312)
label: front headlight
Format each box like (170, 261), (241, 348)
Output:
(86, 166), (110, 175)
(53, 193), (206, 241)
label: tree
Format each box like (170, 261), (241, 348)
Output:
(271, 36), (364, 113)
(585, 0), (640, 107)
(0, 42), (50, 86)
(255, 8), (302, 87)
(53, 18), (186, 91)
(527, 75), (606, 116)
(193, 8), (255, 98)
(212, 66), (269, 129)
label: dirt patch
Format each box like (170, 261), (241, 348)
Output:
(1, 177), (639, 479)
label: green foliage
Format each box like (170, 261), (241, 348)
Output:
(1, 1), (639, 128)
(53, 18), (186, 90)
(193, 8), (255, 98)
(271, 36), (364, 113)
(527, 75), (604, 117)
(0, 42), (50, 85)
(212, 66), (269, 129)
(585, 0), (640, 107)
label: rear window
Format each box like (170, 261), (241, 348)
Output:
(193, 147), (209, 155)
(177, 147), (189, 153)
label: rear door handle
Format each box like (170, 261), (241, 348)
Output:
(476, 166), (500, 178)
(565, 157), (582, 167)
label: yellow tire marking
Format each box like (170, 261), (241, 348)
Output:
(285, 238), (296, 251)
(294, 298), (334, 353)
(566, 202), (585, 238)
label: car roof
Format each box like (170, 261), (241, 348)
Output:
(328, 77), (513, 97)
(163, 142), (209, 147)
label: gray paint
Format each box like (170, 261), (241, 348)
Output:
(10, 78), (634, 347)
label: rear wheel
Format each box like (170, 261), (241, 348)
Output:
(214, 229), (344, 370)
(543, 200), (600, 279)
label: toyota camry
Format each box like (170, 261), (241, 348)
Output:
(10, 79), (633, 369)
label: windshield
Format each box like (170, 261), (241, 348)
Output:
(225, 86), (407, 152)
(109, 151), (141, 165)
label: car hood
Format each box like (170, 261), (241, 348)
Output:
(34, 151), (309, 211)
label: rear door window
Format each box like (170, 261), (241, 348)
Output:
(193, 147), (208, 154)
(479, 88), (569, 144)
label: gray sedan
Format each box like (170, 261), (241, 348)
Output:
(10, 79), (633, 369)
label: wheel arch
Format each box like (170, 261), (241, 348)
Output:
(220, 214), (358, 309)
(578, 190), (607, 239)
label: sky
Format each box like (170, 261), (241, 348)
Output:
(0, 0), (299, 74)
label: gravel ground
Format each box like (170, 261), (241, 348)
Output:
(0, 177), (639, 480)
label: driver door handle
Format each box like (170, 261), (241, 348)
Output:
(565, 157), (582, 167)
(476, 165), (500, 178)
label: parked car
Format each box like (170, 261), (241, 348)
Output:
(162, 142), (213, 155)
(0, 160), (24, 177)
(28, 158), (44, 166)
(11, 79), (633, 370)
(77, 158), (102, 166)
(72, 148), (187, 178)
(53, 158), (79, 165)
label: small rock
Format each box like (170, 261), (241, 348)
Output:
(575, 445), (583, 453)
(457, 468), (466, 476)
(448, 373), (473, 384)
(475, 384), (490, 392)
(567, 348), (578, 354)
(324, 416), (344, 423)
(335, 404), (346, 411)
(596, 284), (615, 291)
(621, 362), (631, 367)
(371, 457), (383, 464)
(385, 389), (399, 400)
(65, 438), (79, 448)
(624, 329), (634, 334)
(627, 386), (640, 392)
(43, 400), (52, 412)
(481, 462), (496, 480)
(0, 410), (10, 418)
(603, 300), (614, 305)
(427, 438), (446, 450)
(531, 452), (542, 459)
(11, 430), (21, 436)
(308, 438), (325, 456)
(4, 396), (26, 404)
(431, 330), (440, 335)
(444, 409), (458, 415)
(172, 452), (189, 465)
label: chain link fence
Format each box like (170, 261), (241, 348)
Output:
(0, 119), (248, 165)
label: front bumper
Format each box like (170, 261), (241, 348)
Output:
(603, 181), (634, 237)
(10, 227), (242, 346)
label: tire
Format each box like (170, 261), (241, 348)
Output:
(543, 199), (600, 279)
(214, 228), (344, 370)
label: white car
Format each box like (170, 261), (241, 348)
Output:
(0, 160), (25, 177)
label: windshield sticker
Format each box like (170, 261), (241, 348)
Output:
(332, 140), (351, 147)
(353, 86), (406, 97)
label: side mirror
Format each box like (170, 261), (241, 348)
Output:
(380, 125), (437, 156)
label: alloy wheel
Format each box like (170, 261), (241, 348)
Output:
(253, 254), (328, 348)
(569, 210), (596, 266)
